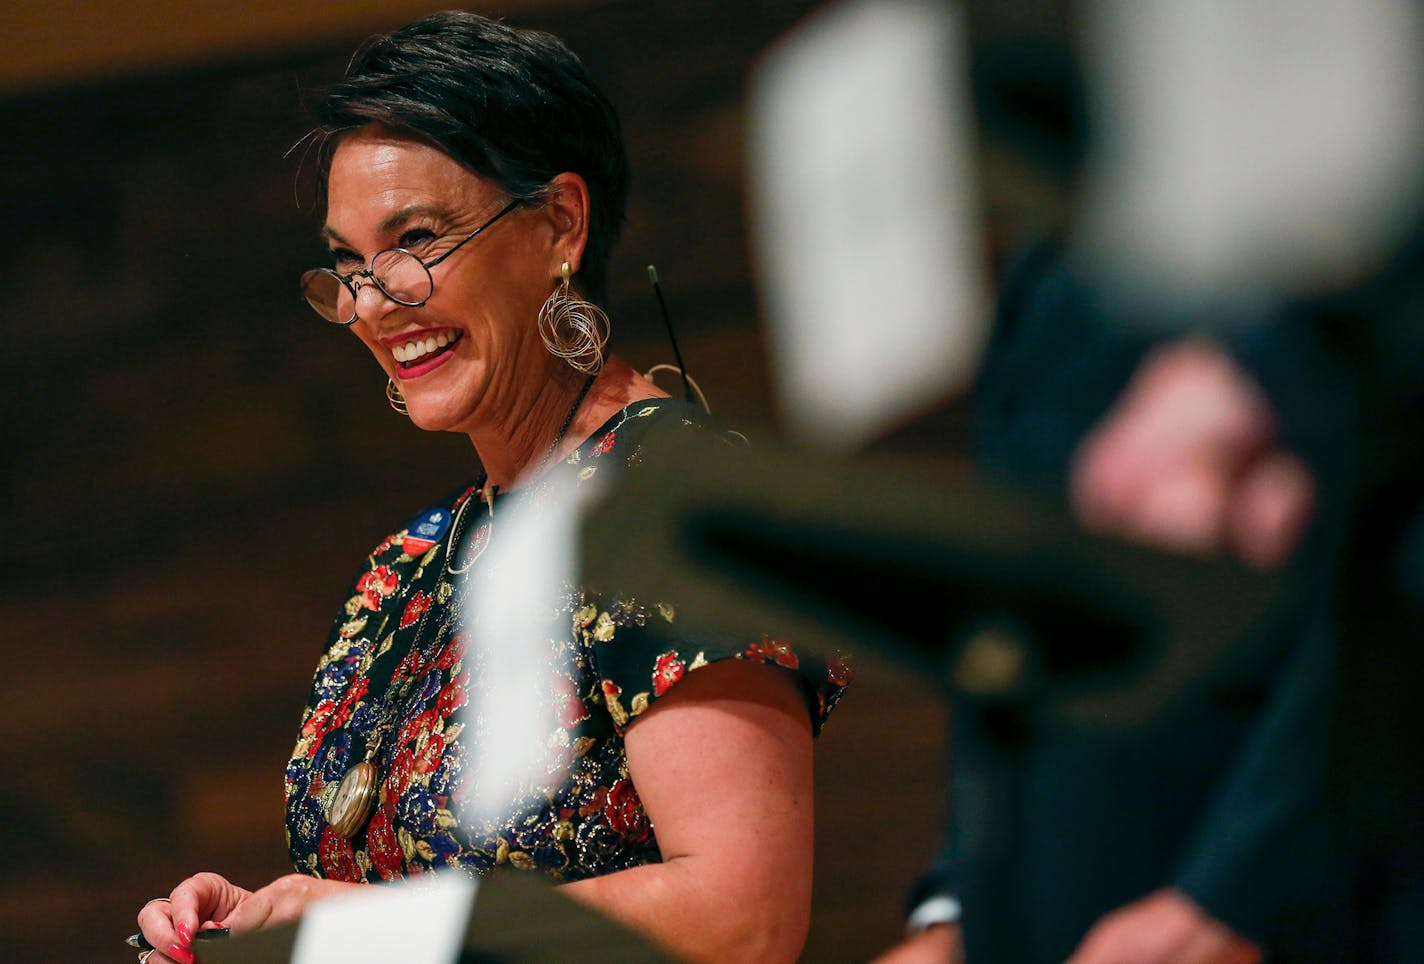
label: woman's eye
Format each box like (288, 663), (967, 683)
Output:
(398, 228), (437, 251)
(330, 248), (362, 269)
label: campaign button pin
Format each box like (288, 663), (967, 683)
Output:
(402, 507), (451, 556)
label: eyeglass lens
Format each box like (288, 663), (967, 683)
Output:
(301, 249), (436, 324)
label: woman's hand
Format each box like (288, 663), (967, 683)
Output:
(135, 873), (251, 964)
(219, 874), (362, 932)
(137, 872), (361, 962)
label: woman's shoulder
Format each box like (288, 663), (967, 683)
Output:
(570, 396), (737, 473)
(600, 395), (722, 435)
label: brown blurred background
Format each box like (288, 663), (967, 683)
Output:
(0, 1), (950, 960)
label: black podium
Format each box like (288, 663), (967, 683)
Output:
(581, 425), (1283, 729)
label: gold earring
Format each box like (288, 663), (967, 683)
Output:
(537, 261), (610, 375)
(386, 377), (409, 415)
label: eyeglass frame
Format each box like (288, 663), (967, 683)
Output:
(301, 197), (522, 326)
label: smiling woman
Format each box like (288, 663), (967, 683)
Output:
(318, 128), (585, 448)
(130, 11), (847, 964)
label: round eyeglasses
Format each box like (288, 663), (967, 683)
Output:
(300, 199), (520, 326)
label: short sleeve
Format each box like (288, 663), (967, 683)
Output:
(560, 399), (852, 733)
(559, 399), (852, 734)
(576, 589), (852, 736)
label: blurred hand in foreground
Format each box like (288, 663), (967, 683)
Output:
(1068, 889), (1262, 964)
(1071, 340), (1315, 569)
(870, 923), (964, 964)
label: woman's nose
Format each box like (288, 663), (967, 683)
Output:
(352, 277), (399, 326)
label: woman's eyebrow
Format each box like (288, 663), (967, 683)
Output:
(320, 205), (448, 247)
(379, 205), (446, 234)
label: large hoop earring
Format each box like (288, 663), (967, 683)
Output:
(386, 377), (409, 416)
(538, 262), (610, 375)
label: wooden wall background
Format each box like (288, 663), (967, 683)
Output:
(0, 2), (952, 959)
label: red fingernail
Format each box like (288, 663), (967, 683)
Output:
(176, 921), (193, 944)
(168, 944), (195, 964)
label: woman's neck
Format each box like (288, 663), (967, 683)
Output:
(467, 357), (668, 489)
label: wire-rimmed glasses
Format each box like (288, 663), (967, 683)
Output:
(300, 198), (521, 326)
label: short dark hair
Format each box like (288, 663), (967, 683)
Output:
(310, 11), (629, 304)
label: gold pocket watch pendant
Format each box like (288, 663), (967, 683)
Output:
(326, 739), (381, 838)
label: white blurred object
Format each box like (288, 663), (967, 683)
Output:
(463, 475), (584, 825)
(748, 0), (987, 449)
(1077, 0), (1424, 303)
(292, 871), (476, 964)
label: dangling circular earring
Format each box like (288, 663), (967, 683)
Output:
(386, 377), (409, 416)
(538, 261), (610, 375)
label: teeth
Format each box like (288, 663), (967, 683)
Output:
(393, 331), (459, 365)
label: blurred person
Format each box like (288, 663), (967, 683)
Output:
(870, 7), (1424, 953)
(132, 13), (846, 964)
(881, 231), (1424, 962)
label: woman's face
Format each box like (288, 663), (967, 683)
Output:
(323, 124), (564, 433)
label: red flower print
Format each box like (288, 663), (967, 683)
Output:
(302, 677), (368, 758)
(392, 646), (428, 685)
(318, 826), (362, 882)
(577, 787), (608, 819)
(400, 591), (433, 630)
(355, 565), (399, 612)
(437, 673), (469, 718)
(593, 432), (616, 455)
(397, 708), (440, 751)
(414, 733), (446, 779)
(603, 778), (651, 842)
(365, 808), (404, 881)
(385, 746), (416, 801)
(651, 651), (685, 697)
(330, 677), (370, 731)
(746, 635), (800, 670)
(306, 690), (357, 755)
(601, 680), (622, 702)
(302, 700), (337, 741)
(435, 633), (468, 670)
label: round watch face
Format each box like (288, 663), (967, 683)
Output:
(326, 761), (378, 838)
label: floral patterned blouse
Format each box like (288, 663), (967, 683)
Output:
(285, 398), (850, 884)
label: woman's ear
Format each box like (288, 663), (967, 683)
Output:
(543, 172), (591, 278)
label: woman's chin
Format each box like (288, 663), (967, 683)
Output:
(396, 389), (462, 429)
(405, 405), (467, 434)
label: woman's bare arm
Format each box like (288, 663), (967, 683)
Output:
(560, 659), (816, 962)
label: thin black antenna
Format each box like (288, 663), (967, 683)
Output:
(647, 265), (694, 402)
